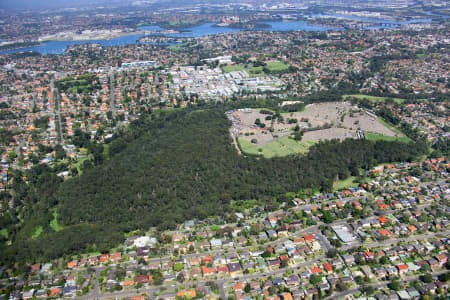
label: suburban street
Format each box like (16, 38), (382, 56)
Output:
(74, 222), (448, 300)
(326, 270), (448, 300)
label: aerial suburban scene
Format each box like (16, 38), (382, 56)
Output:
(0, 0), (449, 299)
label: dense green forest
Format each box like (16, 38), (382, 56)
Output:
(1, 106), (428, 265)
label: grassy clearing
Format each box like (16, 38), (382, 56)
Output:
(239, 136), (312, 158)
(32, 226), (43, 238)
(168, 42), (190, 51)
(71, 156), (89, 174)
(50, 210), (64, 232)
(245, 66), (264, 76)
(223, 61), (288, 76)
(238, 138), (263, 156)
(0, 228), (7, 239)
(344, 94), (405, 104)
(231, 199), (263, 211)
(153, 106), (186, 115)
(376, 118), (410, 139)
(222, 65), (245, 72)
(266, 61), (289, 72)
(366, 132), (411, 143)
(333, 176), (358, 191)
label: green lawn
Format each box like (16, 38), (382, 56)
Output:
(0, 228), (7, 239)
(366, 132), (411, 143)
(344, 94), (405, 104)
(266, 61), (289, 72)
(223, 61), (288, 76)
(50, 210), (64, 232)
(222, 65), (245, 72)
(153, 106), (187, 115)
(376, 118), (410, 140)
(168, 42), (190, 51)
(238, 136), (312, 158)
(231, 199), (263, 211)
(32, 226), (43, 238)
(71, 156), (89, 174)
(333, 176), (359, 191)
(245, 66), (264, 76)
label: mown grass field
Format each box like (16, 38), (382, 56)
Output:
(238, 136), (312, 158)
(376, 118), (412, 142)
(168, 42), (190, 51)
(223, 61), (289, 76)
(222, 65), (245, 72)
(266, 61), (289, 71)
(344, 94), (405, 104)
(366, 132), (411, 143)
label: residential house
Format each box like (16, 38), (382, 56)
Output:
(49, 287), (62, 297)
(99, 254), (109, 263)
(342, 254), (355, 265)
(323, 263), (333, 274)
(210, 238), (222, 249)
(428, 258), (439, 269)
(22, 289), (34, 300)
(386, 266), (398, 277)
(268, 259), (281, 269)
(201, 266), (215, 277)
(216, 265), (229, 275)
(405, 287), (420, 298)
(397, 264), (409, 275)
(63, 286), (77, 297)
(213, 256), (227, 265)
(374, 267), (387, 278)
(190, 268), (201, 279)
(90, 256), (99, 265)
(272, 278), (284, 286)
(228, 262), (242, 277)
(134, 275), (149, 284)
(110, 252), (122, 262)
(285, 275), (299, 286)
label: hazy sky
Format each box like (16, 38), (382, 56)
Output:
(0, 0), (123, 10)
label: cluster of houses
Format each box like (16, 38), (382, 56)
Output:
(1, 157), (448, 299)
(227, 238), (449, 300)
(2, 263), (89, 300)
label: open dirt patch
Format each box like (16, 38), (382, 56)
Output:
(227, 102), (402, 153)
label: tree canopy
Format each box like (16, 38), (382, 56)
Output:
(1, 107), (427, 264)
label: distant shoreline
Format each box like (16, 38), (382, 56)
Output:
(38, 30), (145, 42)
(213, 22), (273, 29)
(0, 41), (41, 51)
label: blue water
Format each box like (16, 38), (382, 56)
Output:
(139, 23), (242, 37)
(0, 34), (148, 55)
(0, 17), (431, 56)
